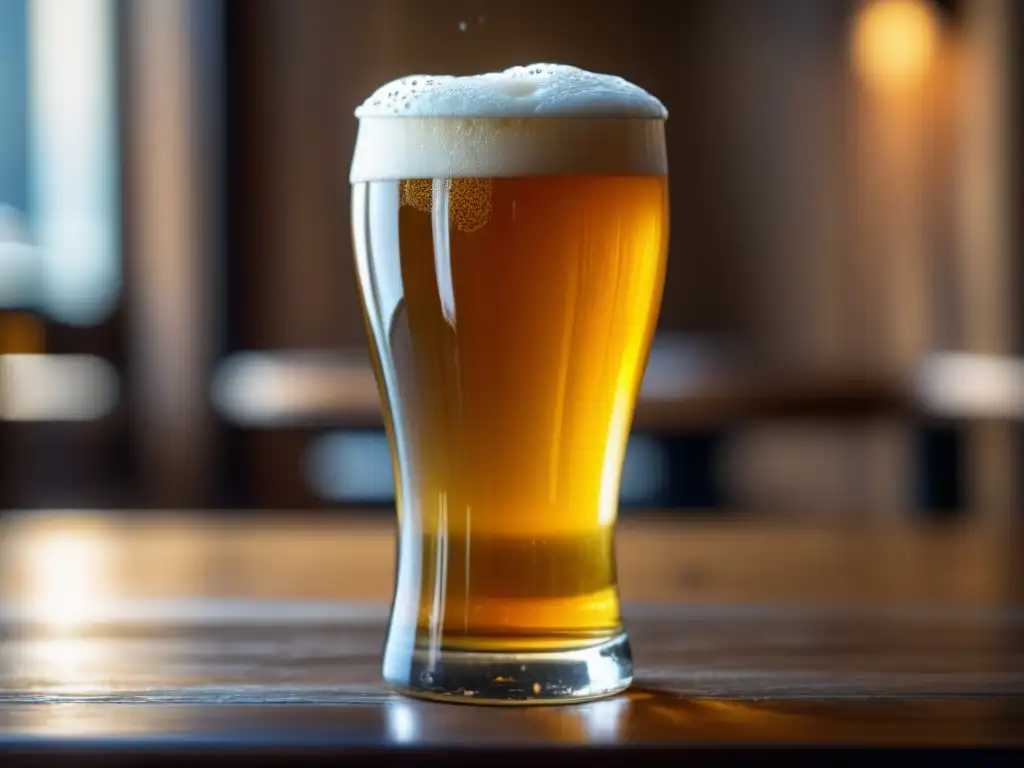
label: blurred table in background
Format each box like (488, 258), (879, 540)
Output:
(211, 339), (918, 431)
(0, 511), (1021, 761)
(210, 340), (1024, 430)
(205, 343), (1022, 515)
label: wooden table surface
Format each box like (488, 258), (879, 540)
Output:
(0, 511), (1022, 763)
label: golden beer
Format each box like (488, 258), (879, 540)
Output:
(350, 64), (668, 703)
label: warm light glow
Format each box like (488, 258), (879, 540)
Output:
(24, 636), (114, 694)
(26, 531), (110, 630)
(852, 0), (940, 93)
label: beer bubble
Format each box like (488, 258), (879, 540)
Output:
(399, 179), (432, 213)
(400, 178), (492, 233)
(449, 178), (492, 233)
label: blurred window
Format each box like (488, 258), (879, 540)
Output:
(0, 0), (120, 324)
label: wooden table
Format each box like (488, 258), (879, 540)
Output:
(0, 511), (1022, 763)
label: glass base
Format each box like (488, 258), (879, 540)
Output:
(384, 632), (633, 706)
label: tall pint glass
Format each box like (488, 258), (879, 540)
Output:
(349, 64), (668, 704)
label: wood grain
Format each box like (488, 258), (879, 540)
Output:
(0, 512), (1015, 606)
(0, 511), (1021, 753)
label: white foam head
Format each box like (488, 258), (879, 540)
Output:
(350, 63), (667, 183)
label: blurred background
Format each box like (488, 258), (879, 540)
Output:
(0, 0), (1019, 521)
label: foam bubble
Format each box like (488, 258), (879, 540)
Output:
(350, 64), (668, 183)
(354, 64), (667, 120)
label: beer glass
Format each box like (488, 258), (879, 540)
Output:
(349, 64), (668, 704)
